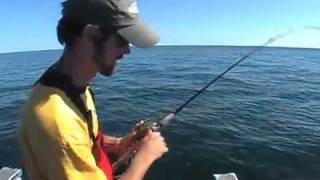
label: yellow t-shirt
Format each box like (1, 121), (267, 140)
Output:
(19, 81), (107, 180)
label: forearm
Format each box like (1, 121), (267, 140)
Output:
(118, 154), (153, 180)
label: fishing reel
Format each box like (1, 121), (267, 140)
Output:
(113, 113), (175, 173)
(112, 119), (161, 174)
(132, 119), (161, 140)
(131, 113), (175, 141)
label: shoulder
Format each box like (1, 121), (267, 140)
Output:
(22, 84), (89, 145)
(25, 84), (74, 120)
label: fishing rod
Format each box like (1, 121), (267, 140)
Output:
(304, 26), (320, 30)
(112, 30), (294, 171)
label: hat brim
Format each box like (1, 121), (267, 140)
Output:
(117, 20), (159, 48)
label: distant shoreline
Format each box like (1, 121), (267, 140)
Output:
(1, 45), (319, 54)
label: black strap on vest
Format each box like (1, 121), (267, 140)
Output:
(36, 67), (97, 143)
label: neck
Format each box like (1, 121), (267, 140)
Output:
(57, 47), (97, 88)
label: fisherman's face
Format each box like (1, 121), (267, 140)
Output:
(95, 33), (130, 76)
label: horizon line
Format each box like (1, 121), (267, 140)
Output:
(0, 45), (319, 54)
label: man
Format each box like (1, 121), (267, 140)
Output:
(19, 0), (168, 180)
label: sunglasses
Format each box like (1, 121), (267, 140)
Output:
(97, 26), (129, 47)
(115, 33), (129, 47)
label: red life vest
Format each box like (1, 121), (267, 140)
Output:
(92, 129), (114, 180)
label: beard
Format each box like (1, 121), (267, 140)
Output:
(94, 51), (114, 77)
(93, 40), (123, 77)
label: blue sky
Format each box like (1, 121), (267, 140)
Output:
(0, 0), (319, 53)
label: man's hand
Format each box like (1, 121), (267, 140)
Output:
(117, 130), (168, 180)
(103, 120), (152, 156)
(103, 131), (138, 156)
(135, 130), (168, 164)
